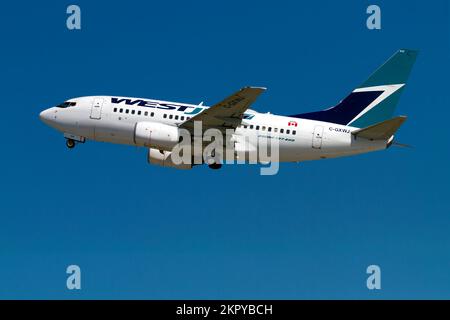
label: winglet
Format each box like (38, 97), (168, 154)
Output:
(352, 116), (407, 140)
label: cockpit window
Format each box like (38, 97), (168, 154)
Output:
(56, 101), (76, 108)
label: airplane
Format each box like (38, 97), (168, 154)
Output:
(39, 49), (418, 170)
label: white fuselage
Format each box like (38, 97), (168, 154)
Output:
(39, 95), (389, 163)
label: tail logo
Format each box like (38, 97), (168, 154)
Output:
(288, 49), (418, 128)
(348, 84), (405, 126)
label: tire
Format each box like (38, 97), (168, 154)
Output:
(208, 163), (222, 170)
(66, 139), (75, 149)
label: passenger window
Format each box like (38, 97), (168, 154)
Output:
(138, 111), (141, 115)
(256, 125), (260, 130)
(280, 129), (284, 133)
(286, 130), (290, 134)
(293, 130), (296, 135)
(113, 108), (117, 112)
(163, 114), (167, 119)
(274, 128), (278, 133)
(125, 109), (129, 114)
(151, 112), (154, 117)
(175, 115), (179, 120)
(187, 117), (191, 120)
(244, 125), (247, 129)
(262, 126), (266, 131)
(250, 125), (254, 129)
(144, 111), (148, 116)
(268, 127), (272, 132)
(131, 110), (135, 115)
(119, 108), (123, 113)
(169, 115), (173, 119)
(181, 116), (185, 121)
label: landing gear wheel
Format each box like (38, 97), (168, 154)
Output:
(66, 139), (75, 149)
(208, 163), (222, 170)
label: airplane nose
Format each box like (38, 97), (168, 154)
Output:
(39, 109), (53, 125)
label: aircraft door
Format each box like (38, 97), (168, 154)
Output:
(312, 126), (323, 149)
(90, 98), (103, 119)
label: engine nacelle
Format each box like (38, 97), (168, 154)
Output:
(147, 148), (193, 170)
(134, 122), (179, 150)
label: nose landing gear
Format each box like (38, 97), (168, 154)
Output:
(63, 133), (86, 149)
(66, 139), (76, 149)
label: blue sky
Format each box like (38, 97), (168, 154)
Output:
(0, 0), (449, 299)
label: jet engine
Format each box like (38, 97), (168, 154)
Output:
(147, 148), (193, 170)
(134, 122), (179, 150)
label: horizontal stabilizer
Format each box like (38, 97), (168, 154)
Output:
(352, 116), (407, 140)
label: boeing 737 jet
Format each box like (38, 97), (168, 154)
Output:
(39, 49), (417, 170)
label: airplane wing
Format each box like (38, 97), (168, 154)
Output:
(180, 87), (266, 133)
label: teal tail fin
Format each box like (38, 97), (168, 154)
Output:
(290, 49), (418, 128)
